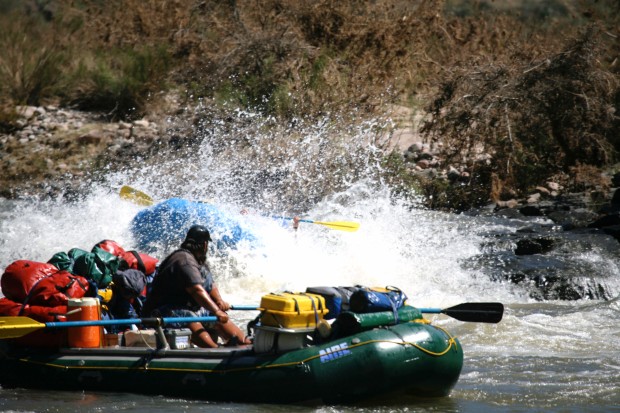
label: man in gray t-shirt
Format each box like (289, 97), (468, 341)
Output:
(143, 225), (250, 347)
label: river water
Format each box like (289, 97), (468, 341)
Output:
(0, 113), (619, 412)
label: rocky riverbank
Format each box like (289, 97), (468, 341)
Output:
(0, 105), (169, 199)
(2, 104), (620, 301)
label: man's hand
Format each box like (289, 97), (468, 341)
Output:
(217, 300), (231, 311)
(215, 310), (229, 323)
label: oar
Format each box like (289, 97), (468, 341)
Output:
(119, 185), (360, 232)
(119, 185), (154, 206)
(0, 306), (259, 340)
(231, 302), (503, 322)
(0, 315), (219, 340)
(273, 216), (360, 232)
(419, 302), (504, 323)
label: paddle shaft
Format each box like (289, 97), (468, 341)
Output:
(44, 316), (217, 329)
(418, 308), (444, 314)
(230, 305), (259, 311)
(7, 303), (498, 327)
(272, 216), (360, 232)
(0, 309), (257, 339)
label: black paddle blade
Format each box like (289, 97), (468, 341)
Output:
(442, 302), (504, 323)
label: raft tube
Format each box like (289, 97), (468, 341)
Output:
(130, 198), (258, 252)
(0, 319), (463, 404)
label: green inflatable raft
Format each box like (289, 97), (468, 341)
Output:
(0, 305), (467, 404)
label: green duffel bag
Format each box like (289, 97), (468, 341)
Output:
(49, 247), (119, 288)
(47, 251), (73, 271)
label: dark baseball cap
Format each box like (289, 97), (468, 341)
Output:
(184, 224), (212, 243)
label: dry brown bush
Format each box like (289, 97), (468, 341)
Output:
(46, 1), (481, 116)
(421, 25), (620, 200)
(10, 0), (616, 121)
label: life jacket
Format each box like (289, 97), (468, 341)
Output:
(0, 260), (59, 303)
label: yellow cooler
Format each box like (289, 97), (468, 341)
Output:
(259, 292), (329, 328)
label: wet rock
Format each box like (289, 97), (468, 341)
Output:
(467, 184), (620, 301)
(494, 207), (525, 220)
(587, 213), (620, 228)
(519, 205), (544, 216)
(465, 226), (619, 301)
(514, 238), (555, 255)
(77, 129), (105, 144)
(610, 188), (620, 208)
(547, 209), (598, 229)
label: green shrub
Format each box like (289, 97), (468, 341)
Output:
(0, 11), (69, 105)
(66, 46), (171, 120)
(381, 150), (493, 211)
(380, 151), (423, 201)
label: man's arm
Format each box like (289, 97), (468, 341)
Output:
(186, 284), (228, 323)
(209, 284), (231, 311)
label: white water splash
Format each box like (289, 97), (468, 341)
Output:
(0, 110), (575, 310)
(0, 180), (506, 309)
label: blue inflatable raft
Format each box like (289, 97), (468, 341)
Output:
(130, 198), (258, 252)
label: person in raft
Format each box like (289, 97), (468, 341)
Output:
(142, 224), (251, 347)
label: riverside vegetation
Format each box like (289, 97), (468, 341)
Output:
(1, 0), (619, 210)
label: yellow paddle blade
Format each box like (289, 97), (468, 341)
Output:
(313, 221), (360, 232)
(0, 316), (46, 339)
(119, 185), (154, 206)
